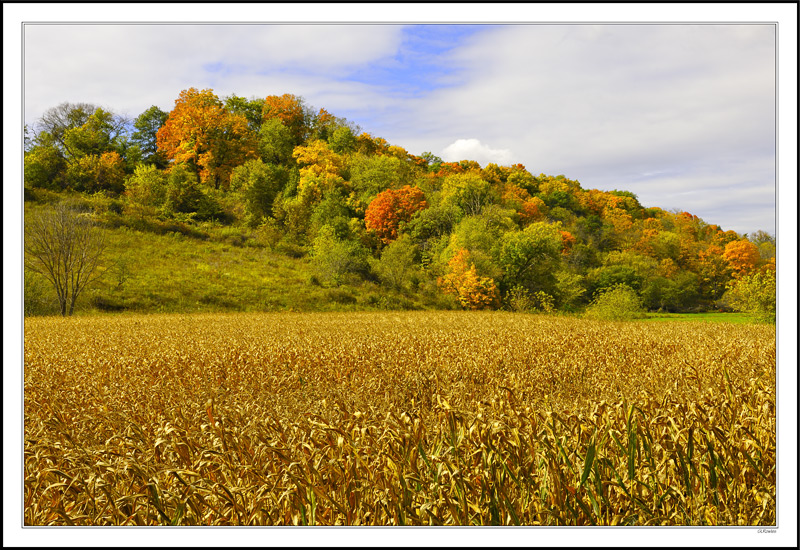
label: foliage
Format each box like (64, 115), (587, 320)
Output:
(722, 264), (776, 323)
(229, 159), (287, 225)
(497, 221), (563, 295)
(131, 106), (169, 168)
(156, 88), (258, 189)
(584, 284), (647, 321)
(311, 225), (370, 285)
(364, 185), (428, 244)
(161, 164), (223, 221)
(440, 172), (494, 217)
(262, 93), (308, 144)
(372, 235), (419, 290)
(438, 248), (500, 310)
(24, 90), (778, 317)
(723, 239), (761, 277)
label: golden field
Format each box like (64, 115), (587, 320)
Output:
(23, 311), (776, 526)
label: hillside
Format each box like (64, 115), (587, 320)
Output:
(23, 90), (776, 317)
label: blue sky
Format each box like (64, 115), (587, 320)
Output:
(16, 20), (783, 236)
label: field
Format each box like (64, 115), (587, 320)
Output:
(24, 311), (776, 526)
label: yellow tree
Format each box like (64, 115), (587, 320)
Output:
(438, 248), (500, 310)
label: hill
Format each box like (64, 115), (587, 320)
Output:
(23, 90), (776, 317)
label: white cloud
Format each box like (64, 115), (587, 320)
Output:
(440, 138), (514, 167)
(23, 24), (405, 123)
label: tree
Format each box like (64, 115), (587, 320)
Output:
(438, 248), (499, 310)
(161, 164), (222, 221)
(24, 139), (67, 190)
(723, 263), (776, 323)
(230, 159), (288, 225)
(584, 283), (646, 321)
(25, 202), (106, 316)
(258, 118), (295, 165)
(723, 240), (760, 277)
(62, 108), (127, 160)
(156, 88), (257, 189)
(65, 151), (126, 195)
(440, 172), (494, 217)
(311, 225), (369, 285)
(224, 94), (265, 132)
(131, 106), (169, 168)
(348, 153), (417, 203)
(497, 221), (563, 295)
(748, 230), (776, 260)
(365, 185), (428, 244)
(373, 234), (419, 290)
(262, 93), (308, 145)
(328, 125), (356, 154)
(34, 102), (99, 157)
(124, 163), (167, 215)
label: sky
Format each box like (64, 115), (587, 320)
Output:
(4, 5), (798, 547)
(17, 15), (784, 236)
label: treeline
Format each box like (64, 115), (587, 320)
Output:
(24, 88), (776, 315)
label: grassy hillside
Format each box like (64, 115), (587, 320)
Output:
(23, 200), (450, 317)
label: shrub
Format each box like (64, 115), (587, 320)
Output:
(584, 283), (646, 321)
(722, 265), (776, 323)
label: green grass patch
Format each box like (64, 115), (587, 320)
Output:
(641, 312), (761, 324)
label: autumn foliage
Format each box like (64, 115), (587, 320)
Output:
(156, 88), (257, 190)
(438, 248), (500, 310)
(365, 185), (428, 244)
(723, 239), (760, 277)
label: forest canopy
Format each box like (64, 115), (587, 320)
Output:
(24, 89), (776, 316)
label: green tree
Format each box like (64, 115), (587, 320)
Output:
(161, 164), (222, 221)
(225, 94), (265, 132)
(124, 163), (167, 214)
(34, 102), (99, 157)
(24, 137), (67, 190)
(440, 172), (494, 217)
(328, 125), (356, 154)
(348, 154), (416, 204)
(131, 106), (169, 168)
(497, 221), (563, 296)
(62, 107), (128, 160)
(258, 118), (295, 165)
(311, 225), (369, 285)
(230, 159), (288, 225)
(373, 234), (419, 290)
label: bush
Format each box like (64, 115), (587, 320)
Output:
(584, 284), (646, 321)
(722, 267), (776, 323)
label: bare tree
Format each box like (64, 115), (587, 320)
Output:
(24, 202), (106, 316)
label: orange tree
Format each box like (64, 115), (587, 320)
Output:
(365, 185), (428, 244)
(156, 88), (257, 190)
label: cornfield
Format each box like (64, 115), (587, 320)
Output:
(24, 311), (776, 526)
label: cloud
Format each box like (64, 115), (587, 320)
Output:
(23, 24), (405, 122)
(440, 139), (514, 167)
